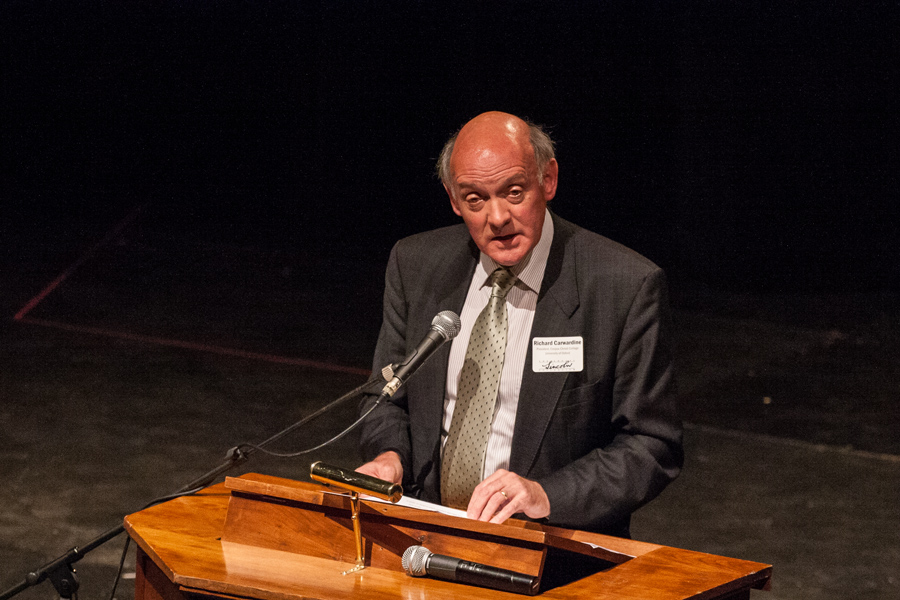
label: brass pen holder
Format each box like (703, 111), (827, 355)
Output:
(309, 461), (403, 574)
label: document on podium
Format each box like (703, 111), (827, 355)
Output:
(361, 493), (469, 519)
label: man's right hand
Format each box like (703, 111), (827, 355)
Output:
(355, 451), (403, 484)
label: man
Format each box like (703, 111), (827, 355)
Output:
(357, 112), (682, 536)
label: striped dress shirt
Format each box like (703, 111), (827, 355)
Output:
(441, 210), (555, 479)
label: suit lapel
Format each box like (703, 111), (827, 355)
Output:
(510, 215), (580, 476)
(407, 234), (479, 446)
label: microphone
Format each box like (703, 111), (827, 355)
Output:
(401, 545), (540, 596)
(381, 311), (460, 398)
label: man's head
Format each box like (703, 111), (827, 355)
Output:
(437, 112), (558, 267)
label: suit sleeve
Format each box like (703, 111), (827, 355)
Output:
(357, 242), (415, 478)
(537, 268), (683, 533)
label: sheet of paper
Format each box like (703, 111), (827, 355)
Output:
(362, 493), (469, 519)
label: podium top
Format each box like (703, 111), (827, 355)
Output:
(225, 473), (649, 564)
(124, 474), (772, 600)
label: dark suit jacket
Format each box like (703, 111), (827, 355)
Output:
(359, 212), (683, 536)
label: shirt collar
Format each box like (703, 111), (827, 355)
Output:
(477, 208), (554, 293)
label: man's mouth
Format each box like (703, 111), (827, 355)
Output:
(492, 233), (517, 243)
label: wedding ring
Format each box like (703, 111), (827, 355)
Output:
(499, 490), (508, 499)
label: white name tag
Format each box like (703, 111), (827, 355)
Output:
(532, 336), (584, 373)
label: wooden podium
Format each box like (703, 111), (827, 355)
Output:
(124, 473), (771, 600)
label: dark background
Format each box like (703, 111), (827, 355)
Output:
(4, 0), (897, 293)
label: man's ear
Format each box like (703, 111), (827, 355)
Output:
(542, 159), (559, 201)
(446, 185), (463, 216)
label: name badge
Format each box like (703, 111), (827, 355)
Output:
(532, 337), (584, 373)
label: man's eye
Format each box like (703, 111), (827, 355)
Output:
(508, 189), (524, 202)
(465, 195), (484, 205)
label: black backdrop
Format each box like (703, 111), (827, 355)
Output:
(3, 1), (898, 292)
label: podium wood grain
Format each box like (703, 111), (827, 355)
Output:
(124, 474), (771, 600)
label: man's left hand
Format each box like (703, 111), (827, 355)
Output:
(466, 469), (550, 524)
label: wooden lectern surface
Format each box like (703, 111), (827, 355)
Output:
(124, 474), (771, 600)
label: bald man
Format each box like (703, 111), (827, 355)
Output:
(357, 112), (682, 537)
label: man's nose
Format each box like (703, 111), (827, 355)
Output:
(486, 198), (511, 228)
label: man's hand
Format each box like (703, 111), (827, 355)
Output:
(355, 451), (403, 484)
(466, 469), (551, 524)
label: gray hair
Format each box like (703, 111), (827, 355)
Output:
(436, 119), (556, 192)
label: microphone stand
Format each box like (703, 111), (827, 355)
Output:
(0, 371), (388, 600)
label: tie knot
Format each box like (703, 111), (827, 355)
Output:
(490, 267), (516, 298)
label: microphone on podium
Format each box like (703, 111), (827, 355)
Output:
(401, 545), (540, 595)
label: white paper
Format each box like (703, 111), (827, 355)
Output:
(363, 493), (469, 519)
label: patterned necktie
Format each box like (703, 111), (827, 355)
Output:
(441, 266), (517, 509)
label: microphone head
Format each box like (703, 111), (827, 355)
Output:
(401, 545), (430, 576)
(432, 310), (461, 341)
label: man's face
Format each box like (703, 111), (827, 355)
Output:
(447, 131), (558, 267)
